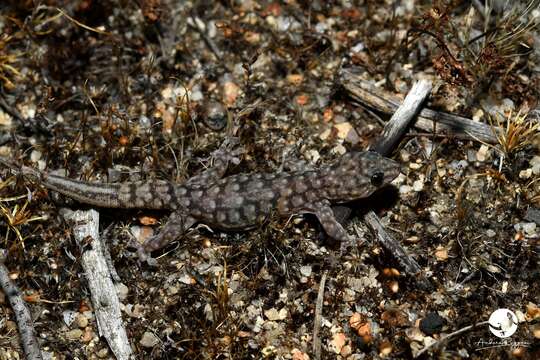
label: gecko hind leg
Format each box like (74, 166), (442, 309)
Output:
(134, 211), (196, 265)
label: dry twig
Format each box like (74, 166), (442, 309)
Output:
(365, 79), (432, 288)
(370, 79), (433, 155)
(340, 68), (500, 144)
(0, 250), (43, 360)
(312, 271), (327, 360)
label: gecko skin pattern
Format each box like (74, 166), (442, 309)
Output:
(0, 150), (400, 263)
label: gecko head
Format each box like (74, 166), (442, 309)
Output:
(328, 151), (401, 201)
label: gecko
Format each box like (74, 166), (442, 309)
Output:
(0, 144), (400, 264)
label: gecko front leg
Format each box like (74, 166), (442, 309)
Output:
(135, 211), (196, 265)
(283, 199), (354, 253)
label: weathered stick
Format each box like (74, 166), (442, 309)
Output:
(0, 250), (43, 360)
(370, 79), (433, 155)
(364, 79), (431, 287)
(340, 68), (499, 144)
(312, 271), (327, 360)
(66, 209), (132, 360)
(364, 212), (422, 276)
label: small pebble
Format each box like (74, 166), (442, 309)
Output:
(295, 94), (309, 105)
(222, 75), (240, 106)
(190, 84), (203, 101)
(323, 107), (333, 122)
(65, 329), (83, 341)
(334, 122), (360, 145)
(0, 110), (12, 127)
(140, 331), (160, 348)
(264, 307), (287, 321)
(476, 145), (490, 162)
(139, 115), (151, 129)
(262, 345), (276, 356)
(331, 144), (347, 155)
(524, 208), (540, 225)
(244, 31), (261, 44)
(419, 312), (445, 335)
(399, 185), (413, 194)
(81, 327), (94, 343)
(115, 283), (129, 300)
(472, 108), (484, 121)
(340, 344), (352, 357)
(30, 150), (42, 163)
(287, 74), (303, 86)
(388, 280), (399, 293)
(300, 265), (312, 277)
(330, 332), (347, 354)
(379, 340), (392, 357)
(319, 128), (331, 140)
(519, 168), (532, 179)
(412, 179), (424, 192)
(449, 159), (468, 170)
(522, 222), (537, 236)
(466, 149), (477, 162)
(304, 149), (320, 163)
(167, 284), (180, 295)
(178, 273), (195, 285)
(434, 247), (448, 261)
(63, 310), (77, 326)
(97, 348), (109, 358)
(405, 236), (420, 244)
(351, 42), (365, 52)
(75, 313), (88, 328)
(204, 101), (227, 130)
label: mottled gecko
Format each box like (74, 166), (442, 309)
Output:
(0, 146), (400, 264)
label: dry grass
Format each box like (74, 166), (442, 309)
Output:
(464, 0), (539, 81)
(0, 176), (46, 250)
(489, 110), (539, 157)
(0, 34), (22, 90)
(417, 0), (539, 92)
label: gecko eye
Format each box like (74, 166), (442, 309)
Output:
(370, 171), (384, 186)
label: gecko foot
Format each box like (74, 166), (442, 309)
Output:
(128, 239), (158, 267)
